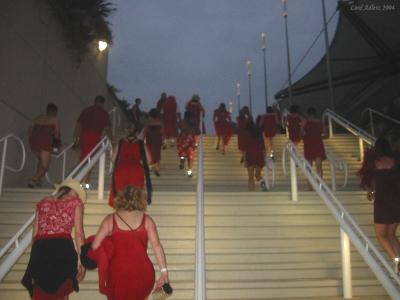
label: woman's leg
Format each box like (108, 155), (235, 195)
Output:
(266, 137), (273, 157)
(255, 166), (262, 181)
(375, 223), (398, 260)
(315, 157), (323, 178)
(247, 166), (255, 191)
(215, 135), (221, 150)
(32, 150), (51, 181)
(387, 223), (400, 258)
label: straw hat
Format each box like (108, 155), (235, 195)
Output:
(54, 179), (87, 202)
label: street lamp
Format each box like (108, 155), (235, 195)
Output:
(98, 40), (108, 52)
(246, 59), (253, 114)
(261, 32), (269, 112)
(236, 81), (241, 112)
(282, 0), (293, 105)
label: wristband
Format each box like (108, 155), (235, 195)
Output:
(160, 268), (168, 273)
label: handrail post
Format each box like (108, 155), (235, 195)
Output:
(112, 108), (117, 137)
(290, 156), (298, 201)
(330, 164), (336, 193)
(328, 116), (333, 138)
(62, 152), (67, 181)
(98, 152), (105, 200)
(369, 109), (375, 136)
(341, 228), (353, 298)
(0, 139), (7, 196)
(358, 138), (364, 161)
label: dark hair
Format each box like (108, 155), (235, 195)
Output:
(135, 98), (141, 104)
(289, 104), (299, 113)
(247, 119), (262, 138)
(46, 103), (58, 115)
(219, 103), (226, 111)
(374, 137), (392, 157)
(307, 107), (317, 116)
(160, 93), (167, 99)
(94, 95), (105, 104)
(56, 186), (72, 199)
(266, 106), (273, 113)
(239, 106), (250, 117)
(149, 108), (160, 118)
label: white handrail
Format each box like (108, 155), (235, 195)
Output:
(285, 141), (400, 299)
(263, 157), (275, 190)
(45, 142), (75, 184)
(0, 134), (26, 196)
(109, 107), (121, 136)
(0, 136), (111, 281)
(362, 108), (400, 137)
(195, 122), (206, 300)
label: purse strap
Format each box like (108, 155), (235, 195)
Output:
(115, 212), (143, 232)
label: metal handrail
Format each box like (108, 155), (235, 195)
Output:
(195, 122), (206, 300)
(109, 107), (121, 136)
(0, 134), (26, 196)
(323, 109), (376, 145)
(45, 142), (75, 185)
(362, 107), (400, 137)
(0, 136), (112, 281)
(281, 144), (347, 192)
(285, 141), (400, 299)
(263, 157), (275, 190)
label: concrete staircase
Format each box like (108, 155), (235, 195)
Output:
(0, 134), (392, 299)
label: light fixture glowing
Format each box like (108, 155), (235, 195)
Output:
(98, 40), (108, 52)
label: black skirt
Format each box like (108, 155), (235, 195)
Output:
(21, 237), (79, 297)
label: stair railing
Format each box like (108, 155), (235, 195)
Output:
(361, 107), (400, 137)
(323, 109), (375, 161)
(45, 142), (75, 185)
(282, 145), (347, 193)
(0, 136), (112, 281)
(0, 134), (26, 196)
(195, 120), (206, 300)
(109, 107), (121, 137)
(285, 141), (400, 299)
(263, 157), (275, 190)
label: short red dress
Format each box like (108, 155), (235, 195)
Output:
(303, 120), (326, 161)
(237, 115), (251, 151)
(213, 109), (233, 146)
(29, 124), (56, 153)
(259, 113), (277, 138)
(105, 214), (155, 300)
(186, 101), (205, 134)
(286, 114), (302, 143)
(162, 97), (178, 138)
(145, 125), (162, 165)
(109, 139), (144, 207)
(22, 197), (83, 300)
(245, 134), (266, 168)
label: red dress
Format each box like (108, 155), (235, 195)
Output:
(145, 125), (162, 164)
(109, 139), (144, 207)
(186, 101), (205, 134)
(162, 97), (178, 138)
(259, 113), (277, 138)
(29, 124), (56, 153)
(213, 109), (233, 146)
(303, 120), (326, 161)
(78, 105), (111, 161)
(105, 214), (155, 300)
(245, 134), (265, 168)
(237, 115), (251, 151)
(286, 114), (302, 143)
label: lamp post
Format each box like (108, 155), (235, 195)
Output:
(246, 59), (253, 114)
(236, 81), (241, 112)
(282, 0), (293, 105)
(261, 32), (269, 112)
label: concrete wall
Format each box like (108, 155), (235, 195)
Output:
(0, 0), (118, 187)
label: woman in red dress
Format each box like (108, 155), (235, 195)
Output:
(244, 120), (266, 191)
(91, 186), (169, 300)
(237, 106), (252, 164)
(22, 179), (86, 300)
(145, 109), (163, 176)
(109, 125), (152, 207)
(358, 138), (400, 271)
(186, 94), (205, 143)
(301, 107), (327, 179)
(28, 103), (60, 188)
(162, 96), (180, 147)
(286, 104), (303, 145)
(213, 103), (233, 154)
(177, 111), (197, 177)
(258, 106), (279, 159)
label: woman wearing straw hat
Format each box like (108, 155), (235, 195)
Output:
(22, 179), (86, 300)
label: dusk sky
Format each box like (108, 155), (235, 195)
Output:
(107, 0), (339, 131)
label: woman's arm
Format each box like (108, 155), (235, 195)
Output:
(92, 215), (112, 250)
(74, 203), (86, 281)
(146, 215), (169, 288)
(54, 118), (61, 139)
(32, 211), (38, 239)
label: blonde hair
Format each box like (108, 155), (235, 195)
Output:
(113, 185), (147, 211)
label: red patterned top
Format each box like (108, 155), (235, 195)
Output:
(36, 196), (83, 236)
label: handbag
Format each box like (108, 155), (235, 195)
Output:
(151, 283), (173, 300)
